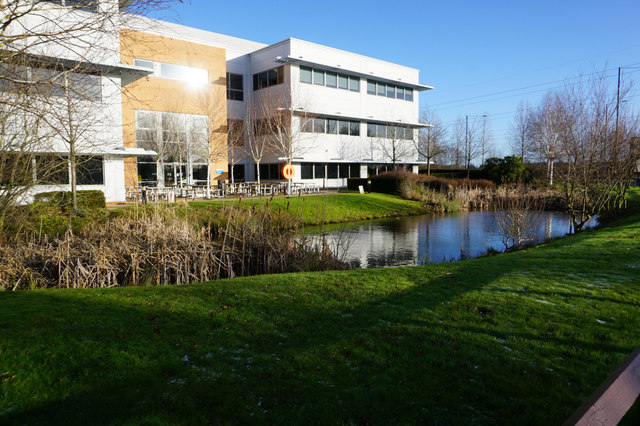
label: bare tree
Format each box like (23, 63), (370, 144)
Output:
(509, 101), (532, 161)
(480, 113), (493, 166)
(227, 118), (245, 183)
(462, 115), (482, 177)
(493, 196), (543, 251)
(416, 109), (446, 175)
(244, 96), (270, 184)
(196, 88), (228, 193)
(256, 90), (314, 194)
(529, 93), (563, 185)
(376, 124), (416, 170)
(529, 71), (640, 231)
(1, 0), (180, 212)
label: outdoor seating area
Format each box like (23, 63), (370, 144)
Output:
(125, 182), (321, 202)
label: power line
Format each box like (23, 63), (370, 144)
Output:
(429, 64), (640, 110)
(438, 44), (640, 94)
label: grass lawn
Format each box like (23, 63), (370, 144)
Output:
(2, 201), (640, 424)
(187, 192), (428, 225)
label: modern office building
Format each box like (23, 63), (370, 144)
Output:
(2, 1), (432, 202)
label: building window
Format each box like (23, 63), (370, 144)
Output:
(300, 66), (312, 84)
(350, 163), (360, 178)
(367, 123), (376, 137)
(77, 156), (104, 185)
(1, 65), (102, 102)
(339, 121), (349, 135)
(349, 121), (360, 136)
(36, 154), (68, 184)
(313, 69), (324, 85)
(386, 85), (395, 98)
(367, 80), (376, 95)
(135, 110), (210, 186)
(302, 118), (361, 136)
(226, 73), (243, 101)
(349, 77), (360, 92)
(327, 164), (338, 179)
(300, 66), (359, 92)
(301, 163), (313, 179)
(40, 0), (98, 12)
(327, 119), (338, 134)
(338, 74), (349, 90)
(134, 58), (208, 86)
(314, 163), (325, 179)
(366, 122), (414, 141)
(326, 72), (337, 88)
(366, 79), (414, 102)
(253, 66), (284, 91)
(313, 118), (325, 133)
(258, 163), (283, 180)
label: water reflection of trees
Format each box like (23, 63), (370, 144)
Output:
(312, 212), (588, 268)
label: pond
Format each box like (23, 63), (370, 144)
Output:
(304, 211), (597, 268)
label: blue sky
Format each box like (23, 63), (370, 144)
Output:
(158, 0), (640, 158)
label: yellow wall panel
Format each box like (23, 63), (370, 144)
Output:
(120, 29), (228, 187)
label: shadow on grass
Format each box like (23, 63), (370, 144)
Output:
(2, 223), (639, 424)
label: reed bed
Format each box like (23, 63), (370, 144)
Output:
(381, 171), (565, 212)
(0, 205), (348, 291)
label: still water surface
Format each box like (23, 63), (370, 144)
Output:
(307, 211), (595, 268)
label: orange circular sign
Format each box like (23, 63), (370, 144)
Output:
(282, 164), (295, 180)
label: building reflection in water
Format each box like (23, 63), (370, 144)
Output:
(307, 211), (594, 269)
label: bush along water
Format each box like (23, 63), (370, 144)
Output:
(370, 171), (565, 212)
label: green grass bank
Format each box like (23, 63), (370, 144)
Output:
(188, 192), (429, 226)
(2, 201), (640, 423)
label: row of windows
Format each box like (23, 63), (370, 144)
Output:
(37, 0), (98, 12)
(0, 154), (104, 186)
(0, 64), (102, 101)
(137, 163), (210, 186)
(366, 123), (414, 140)
(134, 58), (209, 86)
(301, 163), (361, 180)
(300, 117), (415, 140)
(300, 66), (360, 92)
(366, 79), (413, 102)
(301, 118), (360, 136)
(226, 73), (243, 101)
(253, 66), (284, 91)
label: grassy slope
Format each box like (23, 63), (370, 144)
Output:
(188, 192), (427, 225)
(2, 201), (640, 424)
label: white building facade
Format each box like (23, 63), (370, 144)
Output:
(233, 38), (432, 186)
(3, 4), (432, 203)
(2, 0), (152, 203)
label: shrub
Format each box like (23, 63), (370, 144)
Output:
(33, 190), (106, 211)
(484, 156), (526, 184)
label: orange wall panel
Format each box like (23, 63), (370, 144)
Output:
(120, 29), (228, 187)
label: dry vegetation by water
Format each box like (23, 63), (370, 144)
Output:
(384, 171), (565, 212)
(0, 205), (348, 291)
